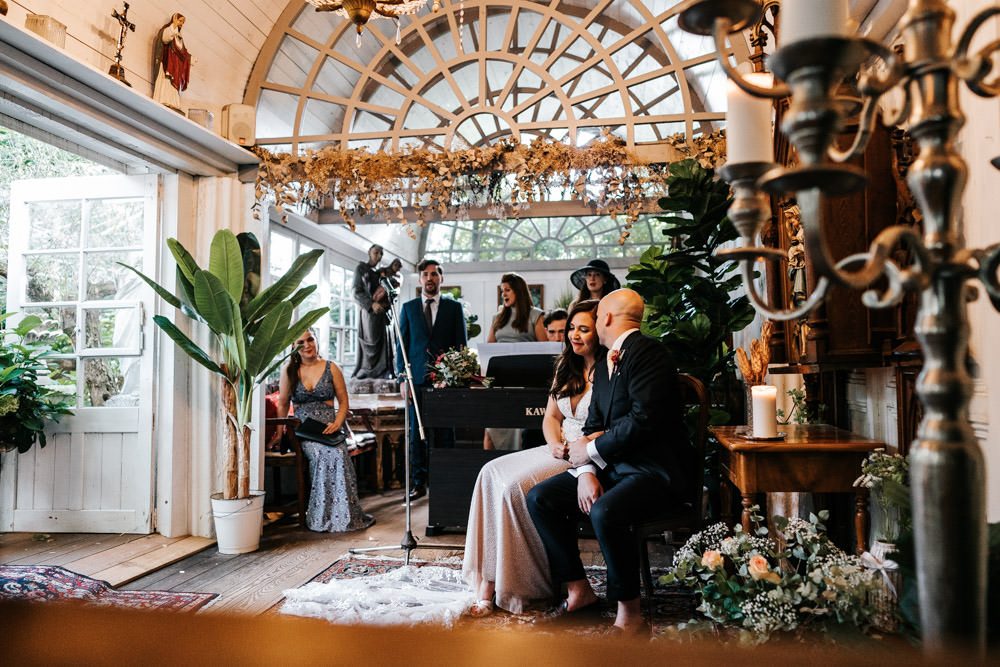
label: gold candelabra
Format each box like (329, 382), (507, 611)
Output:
(678, 0), (1000, 650)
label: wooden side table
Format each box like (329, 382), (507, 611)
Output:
(348, 394), (406, 491)
(710, 424), (884, 554)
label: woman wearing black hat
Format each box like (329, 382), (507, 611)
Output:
(570, 259), (621, 305)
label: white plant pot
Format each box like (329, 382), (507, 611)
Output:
(210, 491), (265, 554)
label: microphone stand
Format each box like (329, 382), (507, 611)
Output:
(350, 276), (463, 564)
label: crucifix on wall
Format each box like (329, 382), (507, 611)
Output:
(109, 2), (135, 86)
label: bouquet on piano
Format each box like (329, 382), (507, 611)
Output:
(428, 346), (494, 389)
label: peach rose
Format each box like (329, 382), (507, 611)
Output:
(701, 550), (724, 570)
(747, 554), (781, 584)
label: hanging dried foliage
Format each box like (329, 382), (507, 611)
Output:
(252, 130), (727, 241)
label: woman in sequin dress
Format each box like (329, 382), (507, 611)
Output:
(277, 330), (374, 532)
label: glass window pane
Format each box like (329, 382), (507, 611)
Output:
(85, 251), (143, 300)
(87, 198), (144, 247)
(46, 357), (77, 407)
(330, 265), (343, 298)
(342, 329), (357, 368)
(82, 357), (139, 407)
(269, 231), (294, 283)
(83, 307), (140, 350)
(328, 327), (340, 360)
(28, 201), (81, 250)
(21, 306), (76, 353)
(25, 254), (79, 302)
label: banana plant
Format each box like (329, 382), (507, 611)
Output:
(122, 229), (326, 499)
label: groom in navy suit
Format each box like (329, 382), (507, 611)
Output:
(395, 258), (467, 500)
(527, 288), (687, 635)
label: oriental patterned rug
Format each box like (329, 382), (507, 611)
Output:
(281, 555), (696, 636)
(0, 565), (217, 611)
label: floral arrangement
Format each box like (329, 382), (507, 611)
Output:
(854, 448), (910, 542)
(252, 130), (727, 243)
(427, 346), (493, 389)
(662, 510), (878, 643)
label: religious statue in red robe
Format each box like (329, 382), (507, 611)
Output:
(152, 13), (191, 111)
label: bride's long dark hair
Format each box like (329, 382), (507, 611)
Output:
(549, 299), (603, 399)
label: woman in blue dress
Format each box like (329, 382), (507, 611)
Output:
(277, 330), (374, 532)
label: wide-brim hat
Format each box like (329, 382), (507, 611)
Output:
(570, 259), (621, 291)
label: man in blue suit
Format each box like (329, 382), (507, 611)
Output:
(395, 258), (468, 500)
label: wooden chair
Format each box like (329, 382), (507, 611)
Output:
(264, 417), (309, 528)
(578, 372), (711, 615)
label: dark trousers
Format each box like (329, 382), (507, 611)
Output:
(407, 386), (455, 487)
(526, 470), (671, 603)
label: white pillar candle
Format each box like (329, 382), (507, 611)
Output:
(725, 72), (774, 165)
(780, 0), (848, 42)
(751, 384), (778, 438)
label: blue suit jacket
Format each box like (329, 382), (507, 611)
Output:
(395, 296), (468, 386)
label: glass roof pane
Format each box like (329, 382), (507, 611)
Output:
(256, 89), (298, 138)
(661, 14), (714, 62)
(685, 60), (728, 113)
(267, 35), (317, 90)
(301, 98), (346, 136)
(314, 56), (362, 98)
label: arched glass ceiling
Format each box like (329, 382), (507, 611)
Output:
(422, 213), (664, 263)
(247, 0), (743, 153)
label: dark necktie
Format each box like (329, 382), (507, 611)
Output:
(424, 298), (433, 332)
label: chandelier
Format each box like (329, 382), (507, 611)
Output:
(678, 0), (1000, 652)
(305, 0), (433, 45)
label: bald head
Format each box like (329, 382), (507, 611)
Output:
(595, 288), (644, 346)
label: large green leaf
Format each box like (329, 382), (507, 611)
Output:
(208, 229), (245, 302)
(152, 315), (224, 376)
(13, 315), (42, 337)
(244, 249), (324, 323)
(245, 302), (292, 377)
(118, 263), (183, 311)
(193, 270), (237, 335)
(167, 238), (201, 285)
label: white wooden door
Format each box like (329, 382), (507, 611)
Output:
(1, 175), (158, 533)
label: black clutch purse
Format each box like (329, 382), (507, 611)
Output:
(294, 418), (346, 447)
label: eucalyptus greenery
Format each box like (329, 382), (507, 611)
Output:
(627, 158), (755, 392)
(122, 229), (327, 499)
(0, 313), (74, 454)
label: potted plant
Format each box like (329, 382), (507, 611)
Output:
(0, 313), (74, 456)
(123, 229), (326, 553)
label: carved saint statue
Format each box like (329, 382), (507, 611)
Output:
(151, 13), (191, 111)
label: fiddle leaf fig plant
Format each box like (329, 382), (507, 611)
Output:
(122, 229), (327, 499)
(629, 158), (755, 390)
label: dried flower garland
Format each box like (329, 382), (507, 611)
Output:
(252, 130), (727, 239)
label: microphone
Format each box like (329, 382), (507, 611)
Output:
(379, 276), (399, 301)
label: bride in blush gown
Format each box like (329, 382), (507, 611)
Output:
(462, 299), (605, 615)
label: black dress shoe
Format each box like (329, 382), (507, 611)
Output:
(408, 485), (426, 500)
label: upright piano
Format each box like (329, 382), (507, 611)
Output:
(421, 385), (551, 534)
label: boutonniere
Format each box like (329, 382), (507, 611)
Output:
(610, 349), (622, 374)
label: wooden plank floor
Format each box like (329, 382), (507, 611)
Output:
(1, 489), (627, 615)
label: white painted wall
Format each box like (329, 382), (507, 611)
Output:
(2, 0), (287, 128)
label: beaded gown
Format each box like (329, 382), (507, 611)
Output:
(292, 362), (374, 532)
(462, 388), (591, 612)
